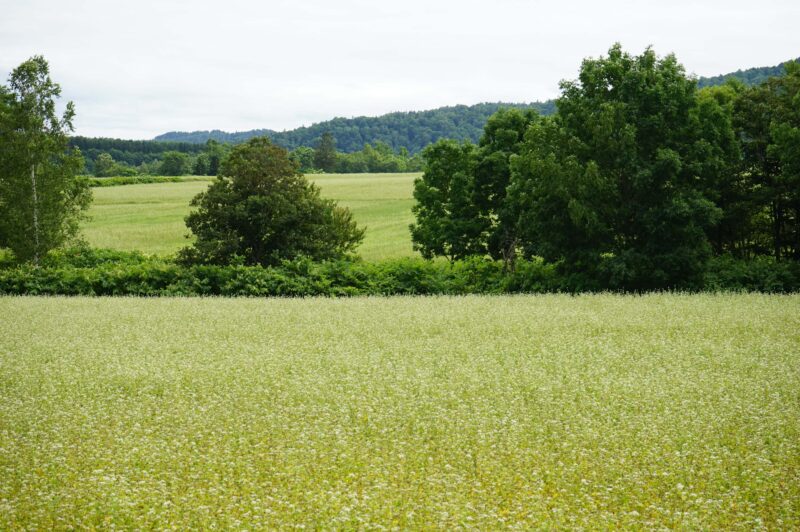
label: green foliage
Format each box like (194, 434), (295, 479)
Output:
(70, 136), (206, 174)
(409, 47), (800, 289)
(1, 247), (796, 295)
(93, 152), (115, 176)
(763, 62), (800, 259)
(159, 151), (189, 176)
(313, 132), (337, 172)
(0, 56), (91, 265)
(39, 245), (152, 268)
(288, 146), (316, 172)
(334, 141), (423, 173)
(697, 57), (800, 88)
(410, 140), (485, 260)
(474, 108), (540, 263)
(704, 254), (800, 292)
(204, 139), (228, 176)
(71, 138), (228, 177)
(86, 175), (211, 187)
(93, 151), (137, 177)
(733, 60), (800, 260)
(192, 153), (209, 175)
(690, 84), (747, 255)
(508, 45), (725, 289)
(179, 137), (365, 266)
(0, 252), (556, 296)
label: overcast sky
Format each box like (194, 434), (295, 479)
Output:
(1, 0), (797, 139)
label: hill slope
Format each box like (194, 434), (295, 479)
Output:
(697, 57), (799, 88)
(154, 102), (555, 153)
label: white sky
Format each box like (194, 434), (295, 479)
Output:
(1, 0), (797, 139)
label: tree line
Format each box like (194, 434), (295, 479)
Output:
(2, 49), (799, 293)
(80, 134), (424, 177)
(411, 45), (800, 289)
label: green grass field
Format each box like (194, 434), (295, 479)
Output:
(2, 294), (798, 529)
(82, 173), (418, 260)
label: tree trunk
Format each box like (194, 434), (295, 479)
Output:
(31, 163), (40, 267)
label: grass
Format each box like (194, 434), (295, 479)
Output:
(82, 173), (418, 260)
(1, 294), (798, 528)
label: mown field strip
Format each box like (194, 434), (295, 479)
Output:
(82, 173), (418, 259)
(1, 294), (798, 528)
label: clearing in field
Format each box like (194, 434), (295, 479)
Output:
(1, 294), (798, 528)
(82, 172), (418, 260)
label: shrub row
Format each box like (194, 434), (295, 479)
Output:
(0, 255), (558, 296)
(704, 255), (800, 293)
(1, 250), (797, 296)
(87, 176), (212, 187)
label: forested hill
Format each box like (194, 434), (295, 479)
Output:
(697, 57), (799, 88)
(155, 102), (555, 153)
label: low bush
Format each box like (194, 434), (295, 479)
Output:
(704, 255), (800, 292)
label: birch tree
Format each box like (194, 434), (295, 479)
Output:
(0, 56), (89, 265)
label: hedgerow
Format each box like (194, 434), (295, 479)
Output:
(1, 248), (797, 296)
(86, 176), (211, 187)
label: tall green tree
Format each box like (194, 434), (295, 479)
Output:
(509, 45), (721, 289)
(289, 146), (316, 172)
(473, 108), (539, 265)
(508, 117), (609, 281)
(313, 132), (338, 172)
(93, 152), (116, 177)
(768, 61), (800, 259)
(179, 137), (364, 266)
(690, 83), (748, 256)
(0, 56), (90, 265)
(735, 61), (800, 260)
(192, 153), (209, 176)
(159, 151), (189, 176)
(204, 139), (226, 176)
(409, 109), (538, 266)
(410, 140), (484, 260)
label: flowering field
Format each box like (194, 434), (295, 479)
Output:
(1, 294), (798, 528)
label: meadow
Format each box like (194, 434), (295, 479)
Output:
(82, 173), (418, 260)
(1, 294), (798, 529)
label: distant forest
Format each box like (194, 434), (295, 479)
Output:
(153, 102), (556, 153)
(70, 137), (206, 168)
(71, 57), (797, 172)
(696, 57), (799, 88)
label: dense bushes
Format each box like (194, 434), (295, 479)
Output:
(87, 176), (211, 187)
(0, 250), (557, 296)
(704, 256), (800, 293)
(1, 248), (797, 296)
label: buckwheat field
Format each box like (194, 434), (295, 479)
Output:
(1, 294), (798, 529)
